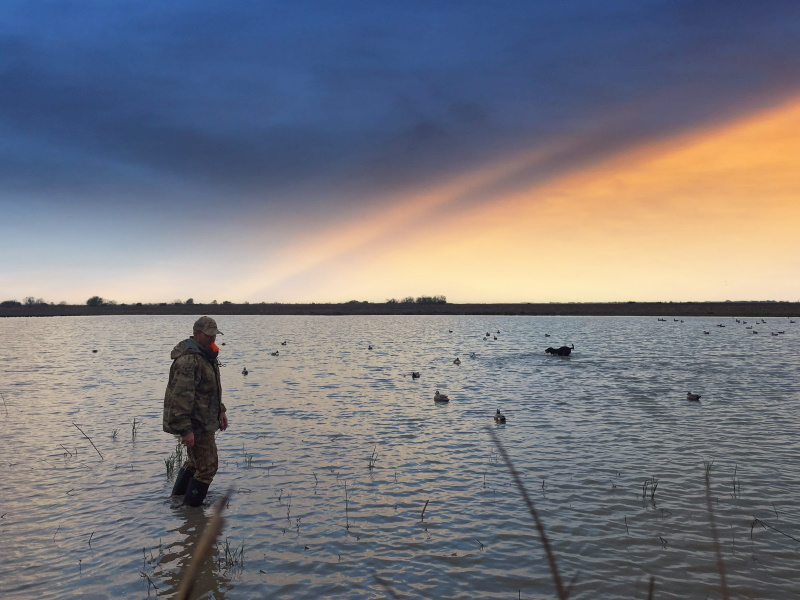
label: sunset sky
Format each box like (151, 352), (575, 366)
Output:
(2, 1), (799, 305)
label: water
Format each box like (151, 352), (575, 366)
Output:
(1, 314), (798, 599)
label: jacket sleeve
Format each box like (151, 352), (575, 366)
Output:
(164, 355), (198, 435)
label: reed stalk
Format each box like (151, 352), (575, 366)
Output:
(487, 427), (570, 600)
(704, 467), (730, 600)
(72, 421), (104, 460)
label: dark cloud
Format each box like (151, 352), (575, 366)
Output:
(1, 0), (799, 210)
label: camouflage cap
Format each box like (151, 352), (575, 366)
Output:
(193, 316), (223, 336)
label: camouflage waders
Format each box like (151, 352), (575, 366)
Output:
(182, 432), (219, 484)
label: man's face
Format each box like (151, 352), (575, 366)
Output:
(194, 330), (216, 348)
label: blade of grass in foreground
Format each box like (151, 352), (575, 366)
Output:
(704, 468), (730, 600)
(488, 427), (570, 600)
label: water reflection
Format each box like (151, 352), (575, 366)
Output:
(157, 508), (230, 600)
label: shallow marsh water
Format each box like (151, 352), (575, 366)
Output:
(1, 314), (799, 599)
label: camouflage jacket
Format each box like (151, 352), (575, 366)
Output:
(163, 337), (226, 436)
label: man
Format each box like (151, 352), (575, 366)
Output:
(163, 316), (229, 506)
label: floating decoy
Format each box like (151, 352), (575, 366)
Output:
(453, 357), (461, 365)
(92, 349), (98, 353)
(411, 372), (420, 379)
(434, 390), (450, 403)
(544, 333), (550, 337)
(494, 409), (506, 423)
(368, 345), (373, 350)
(686, 392), (701, 401)
(242, 367), (248, 375)
(271, 350), (279, 356)
(703, 331), (710, 335)
(281, 340), (287, 346)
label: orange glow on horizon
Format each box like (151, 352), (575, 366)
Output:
(240, 97), (800, 303)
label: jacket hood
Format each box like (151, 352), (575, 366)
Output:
(170, 337), (205, 360)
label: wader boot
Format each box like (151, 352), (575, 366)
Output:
(171, 467), (195, 496)
(183, 478), (210, 507)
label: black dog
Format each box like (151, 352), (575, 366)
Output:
(545, 344), (574, 356)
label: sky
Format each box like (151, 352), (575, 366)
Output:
(2, 0), (799, 305)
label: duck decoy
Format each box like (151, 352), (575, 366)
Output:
(242, 367), (248, 375)
(686, 392), (701, 401)
(411, 372), (420, 379)
(453, 357), (461, 365)
(494, 409), (506, 423)
(271, 350), (279, 356)
(434, 390), (450, 403)
(281, 340), (287, 346)
(368, 345), (373, 350)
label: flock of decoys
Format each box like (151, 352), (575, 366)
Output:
(664, 316), (795, 337)
(235, 316), (796, 421)
(428, 329), (577, 424)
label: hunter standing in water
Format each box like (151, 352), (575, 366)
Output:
(163, 316), (228, 506)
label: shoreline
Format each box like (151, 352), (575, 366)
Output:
(1, 301), (798, 318)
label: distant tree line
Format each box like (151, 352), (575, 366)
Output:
(2, 295), (448, 307)
(1, 297), (68, 307)
(385, 295), (447, 305)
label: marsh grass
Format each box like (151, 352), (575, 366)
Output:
(367, 445), (378, 470)
(641, 476), (659, 501)
(164, 455), (177, 478)
(241, 444), (254, 469)
(217, 538), (245, 573)
(164, 443), (185, 478)
(131, 418), (140, 440)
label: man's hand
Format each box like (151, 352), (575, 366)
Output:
(219, 411), (228, 431)
(181, 431), (195, 448)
